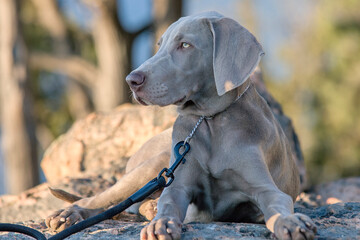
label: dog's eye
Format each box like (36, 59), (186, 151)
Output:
(157, 38), (163, 47)
(180, 42), (191, 49)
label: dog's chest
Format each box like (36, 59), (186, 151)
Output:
(191, 116), (246, 177)
(190, 118), (250, 185)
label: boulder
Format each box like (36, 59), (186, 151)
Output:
(41, 104), (178, 184)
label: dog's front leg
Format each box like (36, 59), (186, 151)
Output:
(254, 188), (316, 240)
(140, 187), (190, 240)
(242, 158), (317, 239)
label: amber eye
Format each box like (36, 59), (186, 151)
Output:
(181, 42), (191, 48)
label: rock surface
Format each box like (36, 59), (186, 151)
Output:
(314, 177), (360, 204)
(0, 177), (359, 239)
(0, 201), (359, 239)
(0, 175), (117, 223)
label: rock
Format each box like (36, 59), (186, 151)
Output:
(0, 174), (117, 223)
(294, 177), (360, 210)
(0, 220), (272, 240)
(1, 178), (359, 239)
(1, 201), (359, 239)
(41, 104), (178, 184)
(314, 177), (360, 204)
(295, 202), (360, 240)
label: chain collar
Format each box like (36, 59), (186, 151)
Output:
(183, 81), (251, 145)
(183, 116), (206, 145)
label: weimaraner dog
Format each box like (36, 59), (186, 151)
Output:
(46, 11), (316, 240)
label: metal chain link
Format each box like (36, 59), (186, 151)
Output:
(183, 116), (205, 145)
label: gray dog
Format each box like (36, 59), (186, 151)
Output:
(46, 12), (316, 240)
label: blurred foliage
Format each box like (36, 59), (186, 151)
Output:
(21, 1), (53, 52)
(267, 0), (360, 184)
(20, 1), (96, 139)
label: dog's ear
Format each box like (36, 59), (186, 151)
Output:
(208, 17), (264, 96)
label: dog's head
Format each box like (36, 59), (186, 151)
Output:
(126, 11), (264, 115)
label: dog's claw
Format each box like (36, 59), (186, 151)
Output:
(141, 217), (182, 240)
(274, 213), (316, 240)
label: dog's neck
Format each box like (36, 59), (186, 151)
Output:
(177, 78), (251, 117)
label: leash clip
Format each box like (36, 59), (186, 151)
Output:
(157, 141), (190, 187)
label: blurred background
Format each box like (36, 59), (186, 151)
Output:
(0, 0), (359, 195)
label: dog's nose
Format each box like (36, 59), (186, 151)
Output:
(126, 72), (146, 90)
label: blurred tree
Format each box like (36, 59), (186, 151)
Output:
(0, 0), (39, 194)
(0, 0), (182, 194)
(268, 0), (360, 184)
(153, 0), (182, 51)
(31, 0), (92, 120)
(84, 0), (133, 111)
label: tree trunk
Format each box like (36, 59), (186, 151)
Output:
(153, 0), (182, 52)
(0, 0), (39, 194)
(87, 0), (132, 112)
(31, 0), (93, 120)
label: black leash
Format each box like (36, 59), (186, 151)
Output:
(0, 141), (190, 240)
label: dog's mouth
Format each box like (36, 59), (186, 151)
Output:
(173, 96), (186, 105)
(134, 92), (187, 107)
(134, 95), (151, 106)
(137, 98), (148, 106)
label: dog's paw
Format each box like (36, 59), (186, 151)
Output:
(140, 217), (182, 240)
(274, 213), (316, 240)
(45, 204), (102, 232)
(139, 199), (158, 220)
(45, 205), (85, 232)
